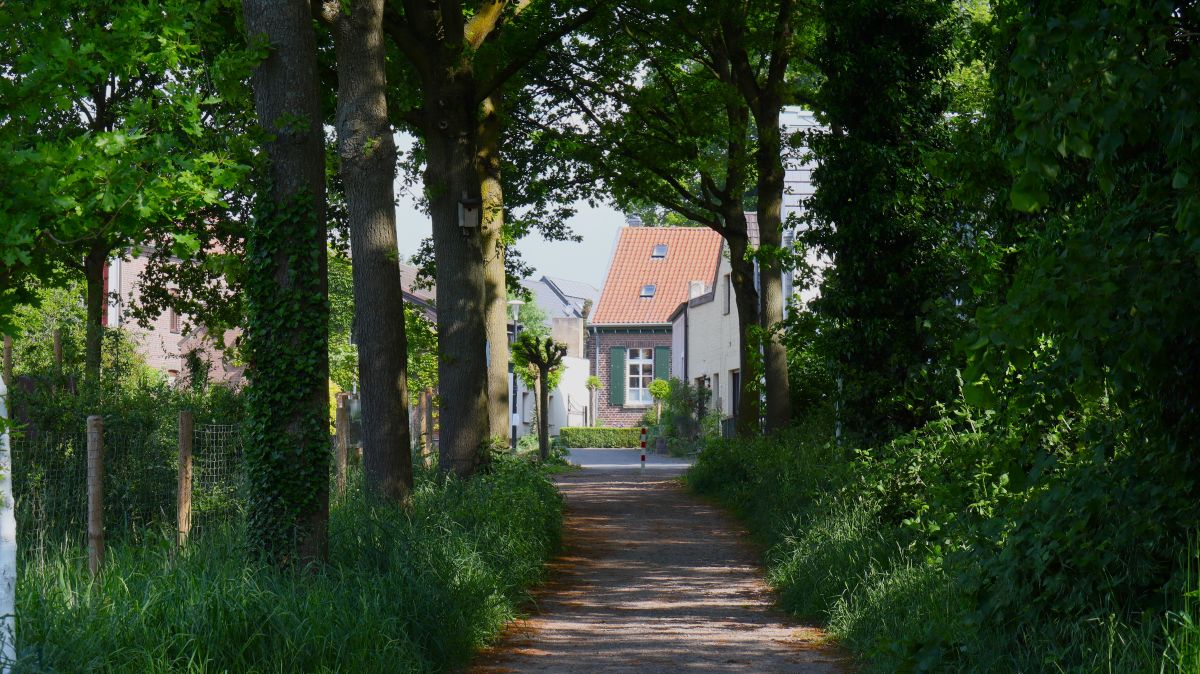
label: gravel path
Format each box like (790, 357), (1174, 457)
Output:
(472, 450), (846, 673)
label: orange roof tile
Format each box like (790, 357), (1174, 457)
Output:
(591, 226), (724, 325)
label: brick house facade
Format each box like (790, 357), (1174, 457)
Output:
(587, 327), (673, 427)
(588, 226), (723, 428)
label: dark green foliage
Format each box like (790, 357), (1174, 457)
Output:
(15, 457), (562, 673)
(558, 427), (642, 448)
(801, 0), (969, 444)
(242, 192), (330, 564)
(689, 412), (1189, 672)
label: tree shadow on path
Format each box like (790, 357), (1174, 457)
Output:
(471, 467), (850, 673)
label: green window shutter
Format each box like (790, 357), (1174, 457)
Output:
(609, 346), (626, 406)
(654, 346), (671, 380)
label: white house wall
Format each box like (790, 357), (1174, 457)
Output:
(781, 107), (825, 308)
(674, 254), (743, 419)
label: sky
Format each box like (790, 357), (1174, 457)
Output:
(393, 197), (623, 292)
(390, 133), (623, 292)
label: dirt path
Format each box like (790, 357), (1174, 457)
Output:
(472, 452), (846, 673)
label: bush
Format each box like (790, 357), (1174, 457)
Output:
(15, 456), (563, 672)
(558, 427), (641, 448)
(688, 407), (1189, 673)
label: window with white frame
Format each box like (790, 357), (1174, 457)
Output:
(627, 347), (654, 404)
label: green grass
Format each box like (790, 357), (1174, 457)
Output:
(14, 456), (562, 673)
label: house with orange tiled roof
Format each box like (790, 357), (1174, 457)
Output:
(587, 224), (724, 427)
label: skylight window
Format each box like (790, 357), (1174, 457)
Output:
(651, 244), (668, 259)
(640, 284), (657, 298)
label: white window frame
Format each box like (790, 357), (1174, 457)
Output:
(626, 347), (654, 406)
(640, 284), (656, 298)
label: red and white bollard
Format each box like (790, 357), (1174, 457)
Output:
(640, 427), (647, 468)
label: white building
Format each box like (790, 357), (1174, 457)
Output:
(510, 275), (600, 440)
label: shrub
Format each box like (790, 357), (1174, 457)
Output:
(688, 407), (1186, 673)
(558, 427), (641, 448)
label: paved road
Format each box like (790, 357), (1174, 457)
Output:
(566, 448), (695, 470)
(472, 452), (846, 673)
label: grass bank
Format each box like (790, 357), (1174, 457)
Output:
(15, 456), (562, 673)
(688, 414), (1200, 673)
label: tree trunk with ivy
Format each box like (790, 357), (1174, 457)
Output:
(328, 0), (413, 501)
(242, 0), (330, 567)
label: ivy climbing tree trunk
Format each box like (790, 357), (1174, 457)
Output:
(327, 0), (413, 501)
(242, 0), (330, 567)
(479, 92), (511, 443)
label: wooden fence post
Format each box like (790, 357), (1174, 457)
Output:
(52, 329), (62, 368)
(335, 397), (348, 496)
(86, 415), (104, 575)
(2, 335), (11, 386)
(177, 410), (193, 547)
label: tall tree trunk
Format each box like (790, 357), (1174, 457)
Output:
(422, 79), (491, 477)
(724, 219), (762, 436)
(83, 240), (107, 389)
(242, 0), (330, 567)
(755, 106), (792, 431)
(329, 0), (413, 500)
(537, 373), (550, 461)
(478, 93), (510, 443)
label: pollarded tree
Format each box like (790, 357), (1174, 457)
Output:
(512, 332), (567, 462)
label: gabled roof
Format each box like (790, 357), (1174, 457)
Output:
(544, 275), (600, 315)
(591, 226), (724, 326)
(521, 275), (600, 324)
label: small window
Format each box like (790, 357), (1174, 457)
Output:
(640, 284), (656, 298)
(169, 308), (181, 334)
(723, 274), (731, 315)
(627, 348), (654, 404)
(651, 244), (668, 259)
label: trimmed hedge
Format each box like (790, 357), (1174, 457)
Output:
(559, 427), (642, 448)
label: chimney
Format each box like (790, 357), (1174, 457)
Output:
(688, 280), (706, 299)
(625, 213), (643, 227)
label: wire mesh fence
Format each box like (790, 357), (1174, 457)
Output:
(9, 409), (377, 562)
(11, 428), (88, 553)
(191, 423), (246, 536)
(10, 417), (253, 557)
